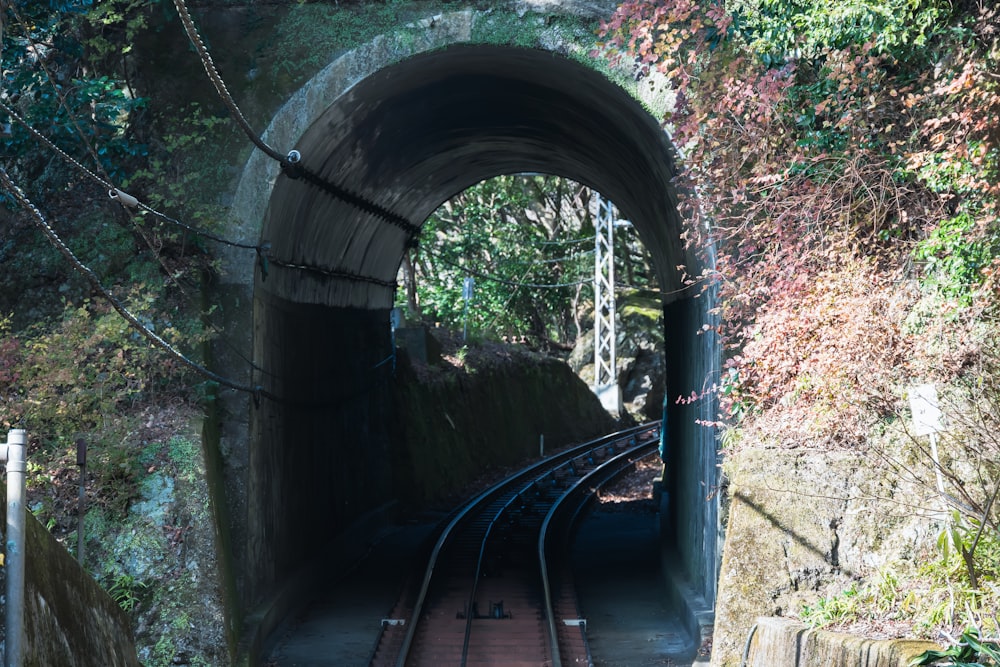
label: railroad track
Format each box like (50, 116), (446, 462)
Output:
(369, 423), (661, 667)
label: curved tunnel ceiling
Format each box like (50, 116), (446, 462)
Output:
(261, 44), (688, 309)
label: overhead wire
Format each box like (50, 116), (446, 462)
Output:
(169, 0), (283, 164)
(0, 165), (274, 402)
(424, 248), (593, 289)
(2, 9), (282, 386)
(170, 0), (420, 238)
(6, 7), (262, 252)
(266, 256), (397, 289)
(0, 65), (274, 378)
(2, 9), (390, 382)
(0, 99), (262, 252)
(458, 230), (593, 248)
(500, 247), (595, 266)
(3, 0), (399, 395)
(6, 0), (680, 401)
(535, 235), (593, 246)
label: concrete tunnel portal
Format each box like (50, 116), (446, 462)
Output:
(236, 43), (720, 635)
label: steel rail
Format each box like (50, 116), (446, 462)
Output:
(391, 422), (659, 667)
(457, 454), (597, 665)
(539, 427), (661, 667)
(459, 475), (537, 665)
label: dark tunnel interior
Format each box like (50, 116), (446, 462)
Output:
(236, 44), (718, 618)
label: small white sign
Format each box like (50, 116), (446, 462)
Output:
(909, 384), (943, 436)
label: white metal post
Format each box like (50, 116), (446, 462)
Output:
(4, 428), (26, 667)
(594, 196), (621, 414)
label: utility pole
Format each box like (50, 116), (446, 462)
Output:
(593, 196), (622, 415)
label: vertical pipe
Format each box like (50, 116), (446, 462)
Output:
(77, 466), (86, 566)
(5, 428), (27, 667)
(76, 438), (87, 567)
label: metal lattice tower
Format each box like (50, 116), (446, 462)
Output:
(593, 195), (621, 414)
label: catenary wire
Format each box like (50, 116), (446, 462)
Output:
(171, 0), (420, 238)
(0, 98), (276, 376)
(0, 99), (262, 251)
(0, 165), (275, 402)
(424, 248), (594, 289)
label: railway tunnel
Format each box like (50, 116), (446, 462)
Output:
(214, 39), (721, 651)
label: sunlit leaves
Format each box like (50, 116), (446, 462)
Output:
(598, 0), (999, 431)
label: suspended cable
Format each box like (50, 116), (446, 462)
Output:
(170, 0), (284, 163)
(425, 249), (593, 289)
(533, 235), (592, 246)
(431, 225), (593, 250)
(500, 247), (595, 266)
(484, 261), (538, 333)
(0, 98), (271, 377)
(171, 0), (420, 237)
(0, 165), (274, 402)
(3, 8), (403, 402)
(267, 256), (397, 289)
(0, 99), (262, 251)
(3, 3), (271, 355)
(281, 156), (420, 236)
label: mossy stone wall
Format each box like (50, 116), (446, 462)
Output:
(3, 507), (140, 666)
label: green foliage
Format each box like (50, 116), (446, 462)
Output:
(263, 0), (433, 90)
(408, 175), (603, 343)
(470, 11), (599, 49)
(9, 296), (190, 433)
(729, 0), (950, 61)
(407, 174), (658, 345)
(800, 584), (861, 626)
(598, 0), (1000, 437)
(78, 0), (159, 63)
(123, 102), (231, 255)
(1, 0), (150, 192)
(107, 572), (147, 612)
(911, 628), (1000, 666)
(931, 511), (1000, 590)
(915, 213), (999, 301)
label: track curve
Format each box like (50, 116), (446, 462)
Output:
(369, 423), (661, 667)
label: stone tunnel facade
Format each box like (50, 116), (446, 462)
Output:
(205, 7), (722, 652)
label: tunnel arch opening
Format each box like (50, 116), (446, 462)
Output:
(229, 41), (720, 640)
(398, 173), (662, 371)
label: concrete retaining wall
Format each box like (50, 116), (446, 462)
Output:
(2, 508), (140, 666)
(390, 340), (620, 506)
(744, 617), (937, 667)
(711, 447), (943, 666)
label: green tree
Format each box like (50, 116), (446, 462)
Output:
(402, 174), (657, 346)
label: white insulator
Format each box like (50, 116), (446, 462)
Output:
(109, 188), (139, 208)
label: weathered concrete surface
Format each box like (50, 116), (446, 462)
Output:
(216, 9), (714, 632)
(712, 447), (940, 667)
(3, 508), (140, 666)
(663, 287), (722, 610)
(182, 3), (719, 658)
(390, 341), (619, 506)
(744, 617), (938, 667)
